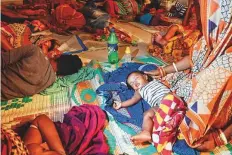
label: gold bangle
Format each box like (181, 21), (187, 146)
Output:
(219, 129), (228, 145)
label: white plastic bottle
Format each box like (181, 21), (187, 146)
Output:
(124, 46), (132, 62)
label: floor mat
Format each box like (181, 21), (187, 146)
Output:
(1, 87), (71, 129)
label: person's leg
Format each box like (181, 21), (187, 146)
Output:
(163, 24), (180, 41)
(153, 24), (181, 46)
(131, 108), (157, 144)
(23, 114), (66, 155)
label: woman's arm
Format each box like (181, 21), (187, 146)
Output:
(145, 55), (191, 79)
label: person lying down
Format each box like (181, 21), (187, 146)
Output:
(113, 71), (186, 144)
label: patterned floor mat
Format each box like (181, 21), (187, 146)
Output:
(1, 59), (231, 155)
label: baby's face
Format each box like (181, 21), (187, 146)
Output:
(127, 72), (148, 90)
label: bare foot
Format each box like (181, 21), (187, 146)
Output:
(152, 33), (167, 46)
(130, 130), (151, 145)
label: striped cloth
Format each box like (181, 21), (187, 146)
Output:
(139, 80), (171, 107)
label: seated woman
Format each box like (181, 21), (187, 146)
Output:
(148, 0), (201, 63)
(1, 45), (83, 101)
(145, 0), (232, 153)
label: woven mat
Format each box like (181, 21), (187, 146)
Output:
(1, 87), (71, 129)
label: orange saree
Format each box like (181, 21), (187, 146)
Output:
(164, 0), (232, 148)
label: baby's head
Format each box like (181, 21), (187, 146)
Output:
(126, 71), (153, 90)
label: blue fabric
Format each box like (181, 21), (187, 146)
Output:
(97, 63), (158, 131)
(103, 63), (157, 83)
(96, 83), (150, 128)
(139, 13), (153, 25)
(173, 140), (200, 155)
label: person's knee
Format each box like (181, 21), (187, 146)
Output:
(144, 109), (154, 119)
(32, 114), (50, 127)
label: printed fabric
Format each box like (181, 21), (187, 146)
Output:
(1, 23), (32, 49)
(1, 126), (29, 155)
(164, 0), (232, 147)
(152, 93), (186, 155)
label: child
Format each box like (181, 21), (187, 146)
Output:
(152, 0), (201, 47)
(113, 71), (170, 143)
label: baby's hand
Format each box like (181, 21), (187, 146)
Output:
(113, 101), (122, 110)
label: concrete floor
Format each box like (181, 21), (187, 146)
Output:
(77, 21), (153, 63)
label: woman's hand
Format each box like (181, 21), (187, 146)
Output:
(113, 101), (122, 110)
(196, 131), (217, 152)
(144, 69), (161, 79)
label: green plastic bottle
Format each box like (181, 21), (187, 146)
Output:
(107, 28), (119, 64)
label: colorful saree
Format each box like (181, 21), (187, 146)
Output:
(163, 0), (232, 148)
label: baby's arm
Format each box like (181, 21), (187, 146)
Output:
(113, 91), (142, 110)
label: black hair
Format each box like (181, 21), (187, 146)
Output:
(48, 39), (57, 51)
(126, 70), (153, 89)
(56, 55), (83, 76)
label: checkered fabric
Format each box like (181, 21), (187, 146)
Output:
(152, 94), (186, 155)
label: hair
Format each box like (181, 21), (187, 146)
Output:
(56, 55), (83, 76)
(126, 70), (153, 89)
(48, 39), (57, 51)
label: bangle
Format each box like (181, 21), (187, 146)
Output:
(219, 129), (228, 145)
(173, 63), (178, 72)
(212, 130), (224, 146)
(158, 67), (166, 77)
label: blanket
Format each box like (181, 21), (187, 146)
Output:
(55, 104), (109, 155)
